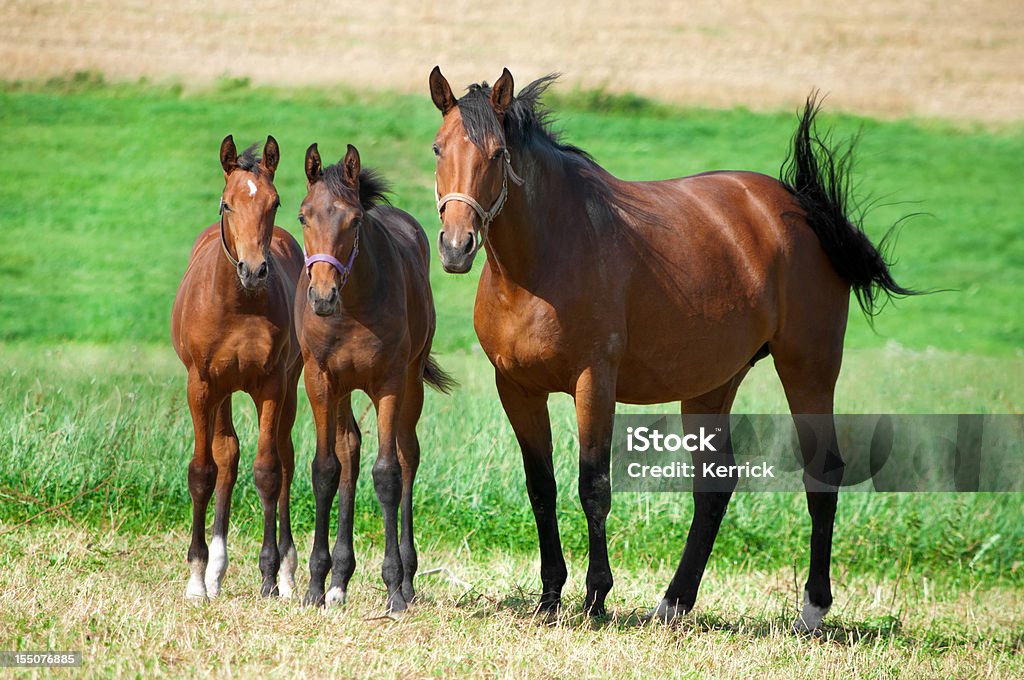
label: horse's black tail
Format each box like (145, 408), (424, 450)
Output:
(780, 93), (920, 318)
(423, 353), (457, 394)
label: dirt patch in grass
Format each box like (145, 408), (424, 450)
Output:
(0, 0), (1021, 122)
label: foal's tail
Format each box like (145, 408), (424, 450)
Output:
(423, 353), (458, 394)
(781, 94), (920, 317)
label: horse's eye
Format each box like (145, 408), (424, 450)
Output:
(272, 197), (281, 210)
(432, 144), (441, 157)
(222, 202), (231, 213)
(298, 214), (307, 226)
(491, 147), (506, 161)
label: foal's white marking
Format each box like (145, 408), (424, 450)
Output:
(325, 586), (346, 607)
(792, 590), (829, 634)
(186, 560), (207, 599)
(247, 179), (258, 197)
(204, 535), (228, 598)
(278, 544), (298, 599)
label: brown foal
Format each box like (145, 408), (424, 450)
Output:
(171, 136), (304, 599)
(296, 143), (454, 611)
(428, 67), (915, 631)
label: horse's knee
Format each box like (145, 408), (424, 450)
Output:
(372, 458), (402, 507)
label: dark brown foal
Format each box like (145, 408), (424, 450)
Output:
(296, 143), (454, 611)
(171, 136), (304, 599)
(428, 67), (915, 631)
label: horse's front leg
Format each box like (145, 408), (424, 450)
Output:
(372, 388), (407, 612)
(185, 372), (221, 599)
(253, 377), (286, 597)
(574, 366), (617, 617)
(303, 367), (340, 606)
(496, 373), (566, 613)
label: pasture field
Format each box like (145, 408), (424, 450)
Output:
(1, 79), (1022, 676)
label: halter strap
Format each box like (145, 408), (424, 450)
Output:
(435, 150), (524, 245)
(218, 198), (240, 268)
(304, 228), (361, 288)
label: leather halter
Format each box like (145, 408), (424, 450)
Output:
(218, 198), (240, 268)
(435, 149), (524, 245)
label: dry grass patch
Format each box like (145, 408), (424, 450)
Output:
(1, 525), (1020, 677)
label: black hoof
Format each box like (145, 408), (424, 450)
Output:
(303, 589), (325, 607)
(386, 591), (409, 613)
(536, 593), (561, 615)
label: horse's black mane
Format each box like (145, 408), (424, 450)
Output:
(457, 75), (594, 161)
(321, 162), (391, 211)
(236, 144), (263, 176)
(457, 75), (653, 227)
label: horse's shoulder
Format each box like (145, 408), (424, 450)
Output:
(189, 222), (221, 257)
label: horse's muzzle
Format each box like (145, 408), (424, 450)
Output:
(237, 259), (270, 291)
(307, 284), (339, 317)
(438, 229), (477, 274)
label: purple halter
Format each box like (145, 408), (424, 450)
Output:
(304, 229), (360, 287)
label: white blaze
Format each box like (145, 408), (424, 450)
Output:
(247, 179), (257, 197)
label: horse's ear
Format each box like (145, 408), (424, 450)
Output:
(429, 65), (455, 115)
(261, 135), (280, 179)
(220, 135), (238, 175)
(490, 68), (514, 117)
(342, 144), (361, 188)
(305, 143), (322, 185)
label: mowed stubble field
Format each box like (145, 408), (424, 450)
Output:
(1, 3), (1023, 676)
(1, 0), (1022, 122)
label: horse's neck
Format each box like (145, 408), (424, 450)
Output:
(339, 220), (382, 307)
(484, 151), (586, 285)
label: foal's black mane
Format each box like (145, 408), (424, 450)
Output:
(236, 144), (263, 176)
(320, 162), (391, 211)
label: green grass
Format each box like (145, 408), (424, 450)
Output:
(1, 343), (1021, 585)
(0, 76), (1022, 354)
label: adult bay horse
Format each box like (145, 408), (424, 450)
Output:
(297, 143), (455, 611)
(171, 136), (304, 599)
(428, 67), (915, 631)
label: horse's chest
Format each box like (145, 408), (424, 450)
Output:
(476, 296), (570, 388)
(205, 318), (283, 380)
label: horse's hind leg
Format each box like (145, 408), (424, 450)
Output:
(185, 372), (222, 599)
(772, 326), (846, 633)
(252, 377), (286, 597)
(651, 368), (748, 621)
(276, 364), (301, 599)
(205, 398), (240, 598)
(396, 367), (425, 603)
(326, 395), (360, 606)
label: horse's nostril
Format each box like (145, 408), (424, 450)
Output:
(463, 232), (476, 255)
(237, 261), (249, 278)
(327, 286), (339, 303)
(256, 262), (268, 279)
